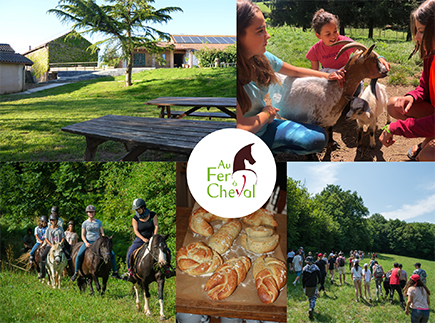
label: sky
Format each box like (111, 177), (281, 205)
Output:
(0, 0), (236, 55)
(286, 162), (435, 224)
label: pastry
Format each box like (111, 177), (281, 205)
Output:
(240, 226), (279, 254)
(208, 221), (242, 254)
(242, 208), (278, 227)
(189, 207), (230, 236)
(204, 256), (251, 300)
(253, 255), (287, 304)
(176, 241), (223, 276)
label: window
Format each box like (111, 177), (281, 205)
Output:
(133, 53), (145, 66)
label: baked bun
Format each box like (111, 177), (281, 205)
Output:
(204, 256), (251, 300)
(208, 221), (242, 255)
(189, 207), (229, 236)
(240, 226), (279, 254)
(176, 242), (223, 276)
(242, 209), (278, 227)
(253, 255), (287, 304)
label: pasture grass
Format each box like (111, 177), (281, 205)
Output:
(0, 267), (176, 322)
(0, 67), (236, 162)
(266, 26), (423, 86)
(287, 253), (435, 322)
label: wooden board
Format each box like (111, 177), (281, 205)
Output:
(61, 115), (235, 160)
(145, 97), (236, 108)
(176, 207), (286, 322)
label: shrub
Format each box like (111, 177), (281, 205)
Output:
(195, 44), (236, 67)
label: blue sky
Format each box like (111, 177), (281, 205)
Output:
(286, 162), (435, 224)
(1, 0), (236, 54)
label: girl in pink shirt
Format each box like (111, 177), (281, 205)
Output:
(380, 0), (435, 161)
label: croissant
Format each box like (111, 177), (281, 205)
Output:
(176, 242), (223, 276)
(208, 221), (242, 254)
(241, 226), (279, 254)
(253, 255), (287, 304)
(204, 256), (251, 300)
(242, 208), (278, 227)
(189, 207), (230, 236)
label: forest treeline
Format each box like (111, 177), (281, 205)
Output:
(287, 178), (435, 261)
(0, 162), (176, 258)
(257, 0), (420, 39)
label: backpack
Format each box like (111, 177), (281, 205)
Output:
(385, 271), (391, 283)
(338, 257), (345, 267)
(374, 265), (384, 279)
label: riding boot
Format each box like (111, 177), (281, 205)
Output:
(38, 262), (46, 279)
(67, 259), (74, 276)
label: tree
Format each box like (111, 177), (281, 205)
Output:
(48, 0), (182, 86)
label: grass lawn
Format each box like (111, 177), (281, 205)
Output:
(287, 253), (435, 322)
(266, 26), (423, 87)
(0, 266), (176, 322)
(0, 67), (236, 162)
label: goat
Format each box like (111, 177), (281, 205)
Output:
(345, 80), (391, 148)
(269, 41), (388, 146)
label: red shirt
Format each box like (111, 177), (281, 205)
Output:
(306, 35), (354, 70)
(390, 268), (400, 285)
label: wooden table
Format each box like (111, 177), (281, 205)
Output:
(144, 97), (237, 119)
(176, 207), (287, 322)
(61, 114), (235, 161)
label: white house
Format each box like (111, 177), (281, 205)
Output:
(0, 44), (34, 94)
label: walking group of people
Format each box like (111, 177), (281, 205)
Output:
(25, 199), (174, 284)
(289, 246), (431, 322)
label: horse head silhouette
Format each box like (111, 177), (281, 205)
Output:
(232, 143), (258, 196)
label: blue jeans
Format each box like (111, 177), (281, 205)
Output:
(259, 119), (328, 155)
(30, 241), (43, 257)
(75, 240), (117, 273)
(127, 238), (146, 270)
(411, 309), (429, 323)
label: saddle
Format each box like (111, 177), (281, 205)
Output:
(130, 243), (147, 277)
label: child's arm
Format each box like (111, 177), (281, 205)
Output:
(279, 62), (345, 87)
(310, 60), (320, 71)
(236, 102), (278, 133)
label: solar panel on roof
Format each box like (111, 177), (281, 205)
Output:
(173, 36), (184, 43)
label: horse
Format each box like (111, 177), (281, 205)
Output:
(44, 242), (67, 289)
(71, 235), (113, 296)
(129, 234), (171, 320)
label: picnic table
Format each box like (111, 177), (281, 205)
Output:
(61, 114), (235, 161)
(144, 97), (237, 119)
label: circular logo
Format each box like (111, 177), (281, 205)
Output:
(187, 128), (276, 218)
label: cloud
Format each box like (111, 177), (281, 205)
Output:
(307, 163), (342, 195)
(380, 193), (435, 222)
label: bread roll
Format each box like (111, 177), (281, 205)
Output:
(241, 226), (279, 254)
(204, 256), (251, 300)
(176, 242), (223, 276)
(253, 255), (287, 304)
(242, 208), (278, 227)
(208, 221), (242, 254)
(189, 207), (229, 236)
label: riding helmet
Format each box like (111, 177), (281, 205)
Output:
(50, 206), (59, 215)
(85, 205), (96, 212)
(132, 198), (146, 211)
(68, 220), (74, 226)
(305, 256), (314, 264)
(40, 215), (48, 223)
(49, 213), (58, 221)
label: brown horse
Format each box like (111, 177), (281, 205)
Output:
(71, 236), (113, 296)
(129, 234), (171, 320)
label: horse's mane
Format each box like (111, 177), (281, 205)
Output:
(90, 236), (112, 254)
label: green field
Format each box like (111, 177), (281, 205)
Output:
(266, 25), (423, 87)
(287, 253), (435, 322)
(0, 67), (236, 162)
(0, 264), (176, 322)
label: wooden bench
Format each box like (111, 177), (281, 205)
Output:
(144, 97), (237, 119)
(61, 114), (235, 161)
(162, 110), (233, 120)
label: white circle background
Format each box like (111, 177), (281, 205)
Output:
(187, 128), (276, 218)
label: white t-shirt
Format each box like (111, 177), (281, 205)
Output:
(408, 286), (429, 309)
(293, 255), (302, 272)
(352, 266), (363, 279)
(363, 269), (371, 282)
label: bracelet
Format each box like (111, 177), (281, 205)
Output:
(378, 55), (385, 59)
(382, 125), (390, 134)
(264, 111), (270, 118)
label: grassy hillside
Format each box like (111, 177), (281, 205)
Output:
(287, 253), (435, 322)
(0, 67), (236, 162)
(0, 266), (176, 322)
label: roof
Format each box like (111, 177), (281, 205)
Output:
(22, 31), (91, 56)
(155, 35), (236, 51)
(0, 44), (33, 65)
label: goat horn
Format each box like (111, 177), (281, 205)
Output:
(335, 42), (370, 60)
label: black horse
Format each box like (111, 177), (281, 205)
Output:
(71, 236), (113, 296)
(128, 234), (171, 320)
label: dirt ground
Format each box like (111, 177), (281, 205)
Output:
(271, 82), (421, 162)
